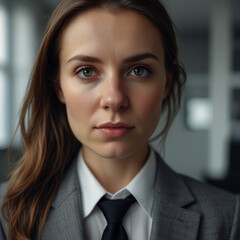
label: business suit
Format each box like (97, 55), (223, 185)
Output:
(1, 153), (240, 239)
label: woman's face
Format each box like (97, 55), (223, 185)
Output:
(58, 8), (170, 161)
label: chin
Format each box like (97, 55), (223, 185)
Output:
(90, 141), (146, 161)
(98, 148), (133, 160)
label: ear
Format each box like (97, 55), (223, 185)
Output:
(54, 83), (66, 104)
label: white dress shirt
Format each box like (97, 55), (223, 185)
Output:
(77, 147), (156, 240)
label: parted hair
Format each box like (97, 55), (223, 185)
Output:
(1, 0), (186, 239)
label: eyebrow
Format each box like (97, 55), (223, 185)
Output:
(123, 53), (160, 63)
(66, 55), (102, 64)
(66, 53), (160, 64)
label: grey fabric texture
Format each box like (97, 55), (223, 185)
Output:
(0, 153), (240, 240)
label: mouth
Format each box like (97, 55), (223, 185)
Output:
(95, 122), (134, 138)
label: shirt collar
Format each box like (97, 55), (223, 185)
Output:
(77, 147), (156, 218)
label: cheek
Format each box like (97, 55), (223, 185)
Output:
(136, 87), (165, 119)
(63, 89), (95, 122)
(63, 90), (97, 142)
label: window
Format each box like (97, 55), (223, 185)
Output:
(0, 5), (9, 148)
(0, 6), (8, 65)
(184, 80), (212, 131)
(186, 97), (212, 130)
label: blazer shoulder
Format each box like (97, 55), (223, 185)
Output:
(155, 152), (237, 207)
(154, 153), (240, 239)
(181, 174), (237, 207)
(0, 181), (9, 198)
(0, 181), (9, 240)
(181, 175), (240, 239)
(0, 181), (9, 209)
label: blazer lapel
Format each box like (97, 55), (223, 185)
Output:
(150, 154), (201, 240)
(42, 161), (85, 240)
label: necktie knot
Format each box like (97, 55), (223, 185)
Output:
(97, 194), (136, 240)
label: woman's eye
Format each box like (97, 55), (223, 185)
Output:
(129, 66), (150, 78)
(76, 67), (96, 79)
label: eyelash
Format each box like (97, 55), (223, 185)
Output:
(128, 65), (152, 78)
(75, 65), (152, 81)
(75, 66), (99, 81)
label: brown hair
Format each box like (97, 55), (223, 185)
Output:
(1, 0), (186, 239)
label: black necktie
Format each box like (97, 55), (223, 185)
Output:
(97, 195), (136, 240)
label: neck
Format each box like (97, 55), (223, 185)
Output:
(82, 145), (149, 194)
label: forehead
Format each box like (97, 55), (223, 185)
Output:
(60, 8), (164, 61)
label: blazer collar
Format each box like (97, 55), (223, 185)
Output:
(150, 153), (201, 240)
(153, 153), (195, 207)
(51, 160), (80, 208)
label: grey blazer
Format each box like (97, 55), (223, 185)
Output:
(1, 153), (240, 240)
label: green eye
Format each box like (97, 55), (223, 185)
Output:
(77, 67), (96, 78)
(130, 66), (150, 77)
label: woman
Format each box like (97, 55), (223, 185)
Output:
(0, 0), (239, 239)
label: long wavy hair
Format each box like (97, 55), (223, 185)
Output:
(1, 0), (186, 239)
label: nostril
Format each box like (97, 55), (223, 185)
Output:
(100, 94), (129, 111)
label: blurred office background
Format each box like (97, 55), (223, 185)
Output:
(0, 0), (240, 192)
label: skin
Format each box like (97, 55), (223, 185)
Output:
(57, 8), (171, 193)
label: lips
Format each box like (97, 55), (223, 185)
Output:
(97, 122), (133, 128)
(95, 122), (134, 138)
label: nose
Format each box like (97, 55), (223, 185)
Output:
(100, 75), (129, 111)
